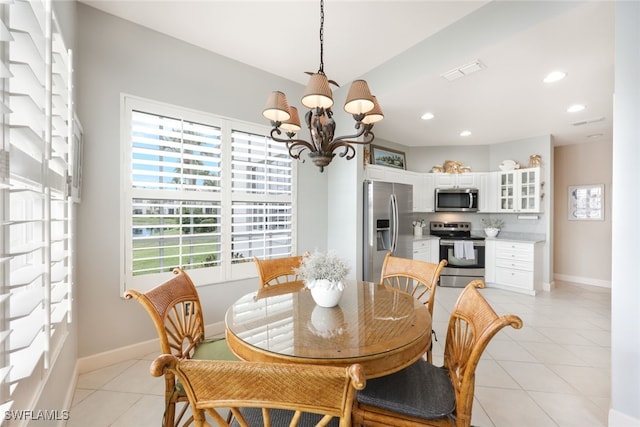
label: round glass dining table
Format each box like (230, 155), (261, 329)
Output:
(225, 280), (431, 378)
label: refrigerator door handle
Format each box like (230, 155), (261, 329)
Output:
(390, 193), (399, 253)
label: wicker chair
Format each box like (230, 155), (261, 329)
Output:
(352, 280), (523, 427)
(253, 255), (305, 296)
(125, 268), (237, 427)
(379, 252), (447, 362)
(150, 355), (366, 427)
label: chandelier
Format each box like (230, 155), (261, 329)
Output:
(262, 0), (383, 172)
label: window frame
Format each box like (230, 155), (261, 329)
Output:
(120, 95), (297, 293)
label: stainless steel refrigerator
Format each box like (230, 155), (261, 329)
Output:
(363, 180), (413, 282)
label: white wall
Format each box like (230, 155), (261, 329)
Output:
(75, 3), (328, 358)
(610, 1), (640, 425)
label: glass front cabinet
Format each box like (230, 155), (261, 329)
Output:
(497, 167), (542, 213)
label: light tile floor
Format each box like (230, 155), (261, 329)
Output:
(69, 281), (611, 426)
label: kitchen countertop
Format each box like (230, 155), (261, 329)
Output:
(413, 233), (545, 243)
(413, 235), (439, 241)
(482, 232), (546, 243)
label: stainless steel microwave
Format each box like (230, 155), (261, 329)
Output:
(435, 188), (479, 212)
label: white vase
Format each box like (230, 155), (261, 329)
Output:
(414, 225), (423, 237)
(309, 280), (344, 307)
(484, 227), (500, 237)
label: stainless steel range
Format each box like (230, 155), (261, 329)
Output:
(430, 221), (485, 288)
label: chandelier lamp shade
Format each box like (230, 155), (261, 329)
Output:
(262, 0), (383, 172)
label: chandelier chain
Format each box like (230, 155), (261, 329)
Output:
(319, 0), (324, 74)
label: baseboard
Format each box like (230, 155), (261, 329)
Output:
(609, 408), (640, 426)
(553, 273), (611, 288)
(76, 321), (226, 374)
(60, 364), (80, 427)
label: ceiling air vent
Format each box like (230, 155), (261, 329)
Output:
(441, 60), (485, 82)
(571, 116), (606, 126)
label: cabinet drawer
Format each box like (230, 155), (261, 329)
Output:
(413, 240), (430, 250)
(496, 267), (533, 289)
(495, 257), (532, 271)
(413, 251), (431, 262)
(495, 242), (533, 261)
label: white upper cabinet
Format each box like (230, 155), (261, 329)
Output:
(433, 172), (479, 189)
(365, 165), (435, 212)
(365, 164), (412, 184)
(407, 172), (434, 212)
(477, 173), (496, 212)
(496, 167), (542, 213)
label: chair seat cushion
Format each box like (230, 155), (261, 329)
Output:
(192, 338), (239, 361)
(357, 361), (456, 420)
(175, 338), (238, 394)
(232, 408), (340, 427)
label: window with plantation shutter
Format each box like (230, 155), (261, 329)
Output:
(122, 96), (296, 292)
(230, 130), (294, 262)
(2, 0), (74, 417)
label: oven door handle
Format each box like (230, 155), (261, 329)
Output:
(440, 239), (485, 247)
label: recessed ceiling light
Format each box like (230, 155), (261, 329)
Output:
(587, 133), (604, 139)
(567, 104), (586, 113)
(460, 130), (472, 137)
(421, 112), (435, 120)
(543, 71), (567, 83)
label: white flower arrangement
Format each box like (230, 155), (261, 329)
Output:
(481, 218), (504, 229)
(296, 250), (350, 291)
(412, 219), (426, 228)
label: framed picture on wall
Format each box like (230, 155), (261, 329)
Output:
(370, 145), (406, 170)
(568, 184), (604, 220)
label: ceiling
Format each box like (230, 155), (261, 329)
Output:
(79, 0), (614, 148)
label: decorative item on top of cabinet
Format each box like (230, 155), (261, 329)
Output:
(431, 160), (471, 174)
(444, 160), (463, 173)
(370, 145), (406, 170)
(528, 154), (543, 168)
(499, 159), (520, 171)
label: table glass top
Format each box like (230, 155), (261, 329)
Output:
(225, 281), (430, 360)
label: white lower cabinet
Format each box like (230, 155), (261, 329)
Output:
(485, 240), (542, 295)
(413, 239), (439, 263)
